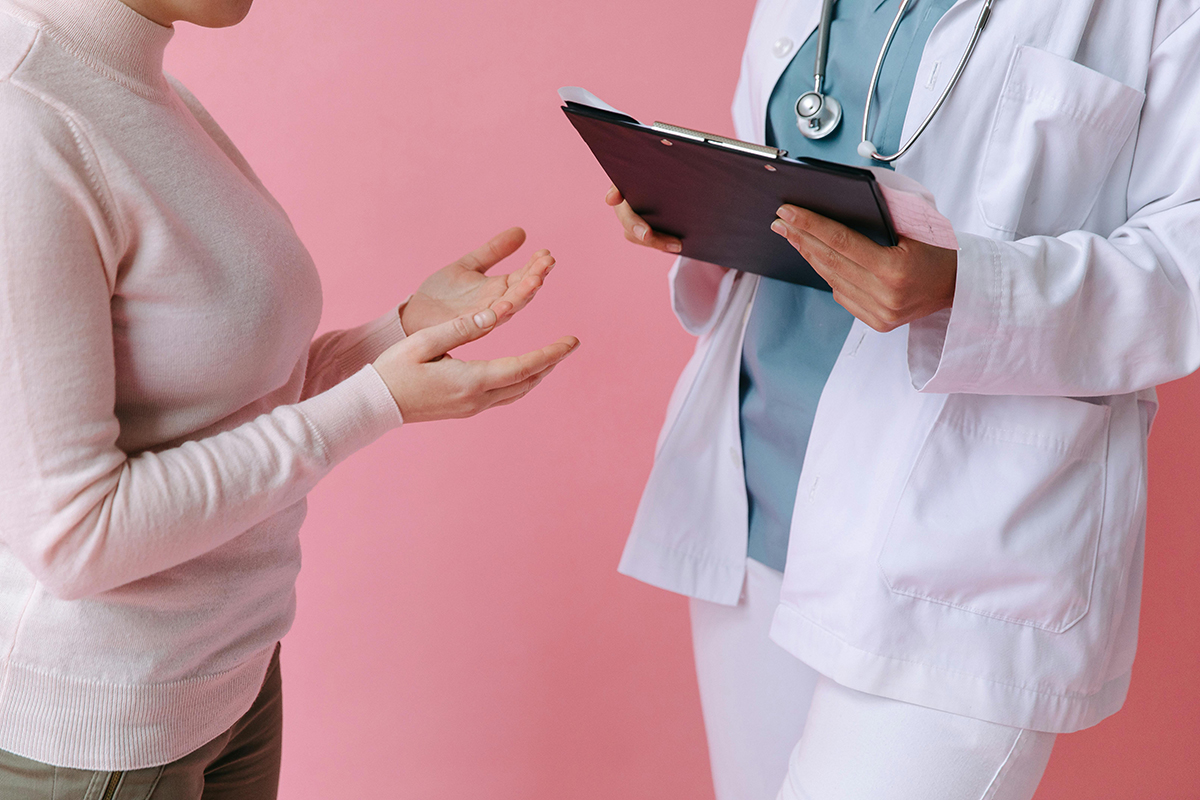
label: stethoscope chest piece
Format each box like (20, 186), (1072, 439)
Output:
(795, 90), (842, 139)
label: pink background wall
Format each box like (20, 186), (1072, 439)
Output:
(164, 1), (1200, 797)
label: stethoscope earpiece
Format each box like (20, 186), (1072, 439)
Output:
(795, 90), (843, 140)
(857, 140), (878, 159)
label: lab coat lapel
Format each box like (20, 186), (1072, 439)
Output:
(744, 0), (823, 143)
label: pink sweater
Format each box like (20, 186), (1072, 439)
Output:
(0, 0), (406, 770)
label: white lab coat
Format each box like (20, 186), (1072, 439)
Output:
(620, 0), (1200, 733)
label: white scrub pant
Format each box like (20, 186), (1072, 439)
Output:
(689, 558), (1058, 800)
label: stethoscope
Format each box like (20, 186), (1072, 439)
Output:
(794, 0), (994, 162)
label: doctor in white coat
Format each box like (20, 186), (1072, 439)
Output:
(606, 0), (1200, 798)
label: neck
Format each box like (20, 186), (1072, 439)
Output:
(116, 0), (174, 27)
(6, 0), (175, 100)
(113, 0), (255, 28)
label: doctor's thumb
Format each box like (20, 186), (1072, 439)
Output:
(412, 308), (498, 362)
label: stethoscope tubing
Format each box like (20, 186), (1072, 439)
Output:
(813, 0), (837, 94)
(862, 0), (994, 162)
(800, 0), (994, 161)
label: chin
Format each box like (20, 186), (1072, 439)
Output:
(191, 0), (255, 28)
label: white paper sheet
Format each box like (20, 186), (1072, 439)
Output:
(557, 87), (639, 120)
(869, 167), (959, 250)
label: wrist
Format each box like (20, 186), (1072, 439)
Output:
(398, 294), (431, 336)
(939, 248), (958, 312)
(398, 301), (413, 336)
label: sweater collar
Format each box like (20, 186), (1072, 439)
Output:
(6, 0), (174, 100)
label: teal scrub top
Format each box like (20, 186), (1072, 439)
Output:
(741, 0), (956, 572)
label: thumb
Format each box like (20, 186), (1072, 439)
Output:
(458, 227), (526, 274)
(411, 308), (498, 361)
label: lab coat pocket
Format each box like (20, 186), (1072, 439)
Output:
(978, 46), (1143, 239)
(879, 394), (1111, 633)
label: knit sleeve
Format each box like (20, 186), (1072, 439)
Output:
(302, 305), (408, 399)
(0, 86), (401, 601)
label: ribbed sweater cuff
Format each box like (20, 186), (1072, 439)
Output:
(297, 364), (403, 467)
(333, 303), (408, 381)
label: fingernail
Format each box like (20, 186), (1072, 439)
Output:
(667, 242), (682, 253)
(473, 309), (496, 328)
(771, 220), (788, 236)
(633, 224), (648, 240)
(776, 206), (796, 223)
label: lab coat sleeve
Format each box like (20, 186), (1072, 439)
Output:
(669, 256), (738, 336)
(908, 13), (1200, 397)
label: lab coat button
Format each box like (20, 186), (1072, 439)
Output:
(729, 446), (740, 468)
(773, 37), (794, 58)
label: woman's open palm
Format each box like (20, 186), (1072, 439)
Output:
(400, 227), (555, 335)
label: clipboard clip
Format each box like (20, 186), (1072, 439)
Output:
(651, 122), (787, 160)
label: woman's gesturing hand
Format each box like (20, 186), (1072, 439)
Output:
(374, 307), (579, 423)
(771, 204), (957, 332)
(400, 227), (556, 335)
(605, 185), (682, 254)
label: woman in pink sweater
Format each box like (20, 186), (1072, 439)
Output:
(0, 0), (578, 796)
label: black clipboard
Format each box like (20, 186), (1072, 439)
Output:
(564, 102), (897, 291)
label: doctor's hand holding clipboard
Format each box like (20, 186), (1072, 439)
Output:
(605, 183), (959, 332)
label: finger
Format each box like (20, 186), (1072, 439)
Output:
(410, 308), (499, 361)
(493, 278), (541, 324)
(778, 226), (897, 329)
(488, 392), (531, 409)
(496, 249), (549, 292)
(771, 218), (877, 290)
(457, 227), (527, 274)
(490, 300), (515, 320)
(507, 251), (554, 288)
(482, 364), (556, 407)
(611, 198), (644, 233)
(622, 229), (682, 254)
(525, 250), (555, 279)
(479, 336), (580, 388)
(605, 184), (624, 206)
(773, 219), (920, 328)
(777, 205), (885, 265)
(614, 201), (682, 253)
(493, 255), (554, 322)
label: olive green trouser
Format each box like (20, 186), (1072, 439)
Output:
(0, 643), (282, 800)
